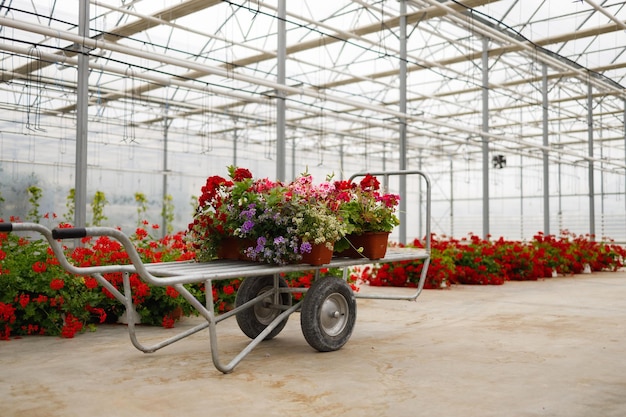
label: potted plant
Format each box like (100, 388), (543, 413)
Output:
(188, 168), (348, 265)
(333, 174), (400, 259)
(186, 166), (265, 261)
(287, 174), (347, 265)
(186, 173), (235, 262)
(234, 178), (302, 265)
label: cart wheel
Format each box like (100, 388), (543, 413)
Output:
(235, 275), (292, 340)
(300, 276), (356, 352)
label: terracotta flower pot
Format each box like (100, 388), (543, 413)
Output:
(336, 232), (390, 260)
(217, 237), (240, 259)
(300, 243), (334, 266)
(217, 237), (255, 260)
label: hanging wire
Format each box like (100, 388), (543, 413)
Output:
(25, 46), (45, 132)
(317, 101), (325, 166)
(264, 128), (274, 160)
(201, 85), (213, 153)
(265, 94), (274, 160)
(377, 0), (390, 59)
(316, 136), (325, 166)
(464, 137), (471, 183)
(364, 123), (371, 171)
(95, 65), (105, 118)
(27, 133), (35, 162)
(122, 65), (136, 144)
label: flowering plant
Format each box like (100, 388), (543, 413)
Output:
(186, 169), (237, 262)
(187, 168), (348, 265)
(287, 173), (347, 249)
(235, 179), (302, 264)
(98, 223), (200, 327)
(230, 170), (347, 264)
(0, 217), (103, 339)
(363, 232), (626, 290)
(0, 216), (201, 339)
(331, 174), (400, 253)
(334, 174), (400, 235)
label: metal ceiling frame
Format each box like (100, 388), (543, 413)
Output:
(0, 0), (624, 238)
(1, 1), (623, 155)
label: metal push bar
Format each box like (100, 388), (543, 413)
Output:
(0, 170), (431, 373)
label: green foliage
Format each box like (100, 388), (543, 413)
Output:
(190, 195), (198, 217)
(26, 186), (43, 223)
(63, 188), (75, 224)
(134, 192), (148, 226)
(0, 231), (102, 338)
(0, 220), (199, 338)
(161, 194), (175, 235)
(91, 191), (108, 226)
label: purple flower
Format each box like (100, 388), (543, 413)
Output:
(300, 241), (312, 254)
(242, 220), (255, 233)
(240, 204), (256, 220)
(255, 236), (267, 252)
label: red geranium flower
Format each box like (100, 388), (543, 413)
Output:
(359, 173), (380, 191)
(165, 286), (179, 298)
(84, 277), (98, 289)
(232, 167), (253, 182)
(50, 279), (65, 291)
(32, 261), (47, 273)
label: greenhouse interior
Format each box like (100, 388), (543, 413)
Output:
(1, 0), (625, 243)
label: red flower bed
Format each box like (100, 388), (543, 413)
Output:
(0, 218), (201, 339)
(2, 215), (625, 341)
(364, 231), (626, 289)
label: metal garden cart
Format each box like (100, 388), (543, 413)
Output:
(0, 170), (431, 373)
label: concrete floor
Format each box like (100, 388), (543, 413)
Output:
(2, 271), (625, 417)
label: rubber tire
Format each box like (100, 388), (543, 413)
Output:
(300, 276), (357, 352)
(235, 275), (292, 340)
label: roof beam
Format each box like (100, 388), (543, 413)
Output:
(3, 0), (221, 81)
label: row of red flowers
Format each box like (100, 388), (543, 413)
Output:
(362, 231), (626, 289)
(0, 216), (200, 339)
(1, 215), (624, 340)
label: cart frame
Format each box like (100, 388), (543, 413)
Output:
(0, 170), (431, 373)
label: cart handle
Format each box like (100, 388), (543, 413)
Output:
(51, 227), (87, 240)
(51, 226), (164, 284)
(0, 222), (160, 284)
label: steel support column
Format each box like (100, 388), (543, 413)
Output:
(587, 82), (595, 239)
(276, 0), (286, 181)
(291, 137), (296, 181)
(339, 138), (344, 180)
(542, 63), (550, 235)
(481, 37), (490, 239)
(162, 102), (170, 237)
(450, 157), (454, 237)
(74, 0), (89, 228)
(398, 0), (408, 245)
(418, 150), (423, 240)
(519, 155), (525, 239)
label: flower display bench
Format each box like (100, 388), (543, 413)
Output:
(0, 170), (431, 374)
